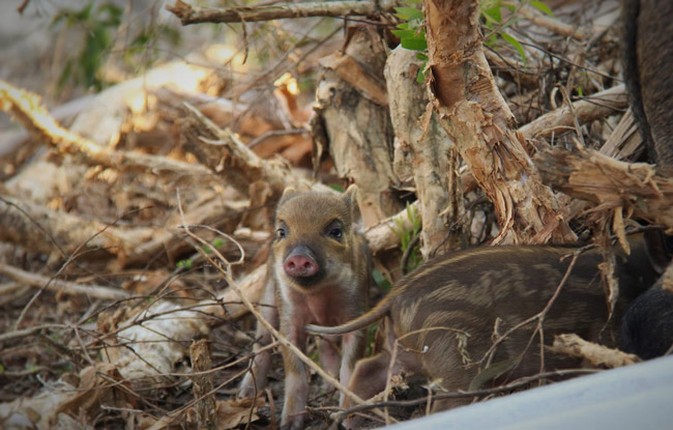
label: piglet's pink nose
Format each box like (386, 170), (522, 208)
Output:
(284, 254), (318, 278)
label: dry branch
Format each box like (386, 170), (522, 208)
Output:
(0, 79), (211, 176)
(534, 146), (673, 230)
(180, 103), (330, 199)
(0, 193), (155, 260)
(168, 0), (401, 25)
(0, 189), (247, 267)
(519, 85), (628, 140)
(190, 339), (217, 429)
(518, 4), (589, 40)
(0, 263), (129, 301)
(550, 333), (640, 368)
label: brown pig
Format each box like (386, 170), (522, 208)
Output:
(238, 186), (371, 430)
(306, 237), (659, 423)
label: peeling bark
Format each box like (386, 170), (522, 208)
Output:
(423, 0), (575, 244)
(313, 26), (401, 226)
(535, 146), (673, 231)
(385, 47), (464, 257)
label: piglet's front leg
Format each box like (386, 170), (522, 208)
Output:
(338, 329), (366, 406)
(280, 323), (309, 430)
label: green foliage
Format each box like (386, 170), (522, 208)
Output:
(391, 6), (427, 51)
(52, 1), (182, 93)
(391, 1), (428, 83)
(372, 267), (392, 292)
(53, 2), (122, 91)
(176, 258), (193, 270)
(202, 237), (226, 255)
(365, 323), (381, 356)
(481, 0), (554, 63)
(391, 0), (554, 80)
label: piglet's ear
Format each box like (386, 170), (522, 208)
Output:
(343, 184), (363, 230)
(278, 187), (299, 206)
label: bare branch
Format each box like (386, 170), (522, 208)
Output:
(519, 85), (628, 140)
(550, 333), (640, 368)
(0, 79), (211, 176)
(0, 263), (129, 301)
(167, 0), (401, 25)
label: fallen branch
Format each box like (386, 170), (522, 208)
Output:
(168, 0), (401, 25)
(0, 193), (155, 260)
(549, 333), (640, 368)
(534, 146), (673, 230)
(0, 79), (211, 176)
(519, 84), (628, 140)
(518, 4), (589, 40)
(0, 190), (245, 267)
(180, 102), (331, 200)
(0, 263), (129, 301)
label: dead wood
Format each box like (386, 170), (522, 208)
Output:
(168, 0), (401, 25)
(0, 93), (94, 159)
(534, 146), (673, 231)
(0, 363), (135, 429)
(386, 47), (464, 257)
(423, 0), (575, 244)
(0, 193), (155, 260)
(598, 108), (642, 162)
(518, 4), (589, 40)
(0, 79), (211, 177)
(190, 339), (217, 430)
(314, 26), (402, 226)
(518, 84), (628, 140)
(0, 262), (128, 301)
(179, 102), (333, 232)
(550, 333), (640, 368)
(0, 191), (245, 266)
(179, 103), (292, 196)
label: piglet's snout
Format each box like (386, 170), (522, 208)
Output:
(284, 245), (319, 278)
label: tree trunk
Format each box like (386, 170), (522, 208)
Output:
(313, 26), (402, 227)
(385, 47), (464, 257)
(423, 0), (576, 244)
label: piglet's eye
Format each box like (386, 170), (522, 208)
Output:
(276, 226), (287, 239)
(327, 223), (343, 240)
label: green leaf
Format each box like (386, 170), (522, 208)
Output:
(416, 68), (426, 84)
(400, 35), (427, 51)
(372, 268), (392, 292)
(484, 34), (499, 48)
(177, 259), (193, 270)
(501, 32), (527, 63)
(391, 28), (415, 39)
(394, 6), (424, 21)
(482, 5), (502, 25)
(530, 0), (553, 16)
